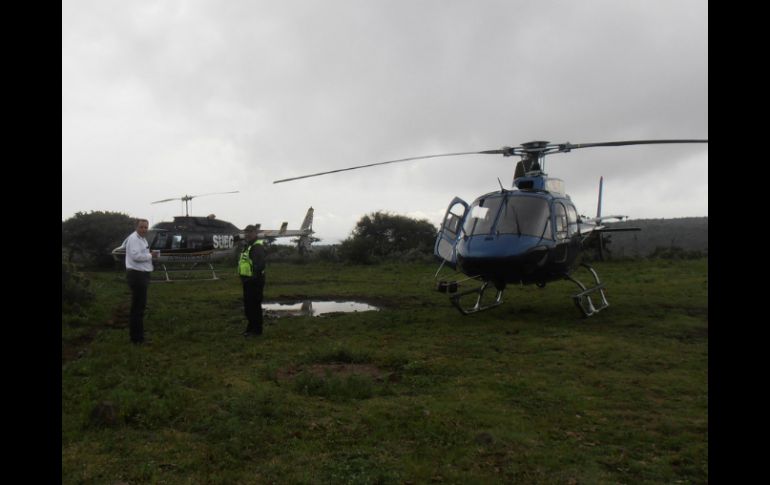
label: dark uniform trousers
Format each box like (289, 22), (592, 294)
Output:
(242, 275), (265, 334)
(127, 269), (151, 343)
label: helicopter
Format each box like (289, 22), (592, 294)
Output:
(111, 191), (315, 280)
(273, 139), (708, 316)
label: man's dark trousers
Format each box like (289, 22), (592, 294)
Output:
(242, 276), (265, 334)
(127, 269), (151, 343)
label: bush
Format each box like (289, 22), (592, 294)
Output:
(339, 236), (378, 265)
(62, 260), (95, 314)
(339, 211), (437, 264)
(62, 211), (135, 268)
(314, 245), (340, 263)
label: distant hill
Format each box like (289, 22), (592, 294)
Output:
(600, 217), (708, 258)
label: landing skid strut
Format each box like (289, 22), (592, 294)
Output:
(564, 263), (609, 317)
(436, 262), (609, 317)
(153, 262), (219, 283)
(438, 279), (504, 315)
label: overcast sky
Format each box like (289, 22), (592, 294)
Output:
(62, 0), (708, 243)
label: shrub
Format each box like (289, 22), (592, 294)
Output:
(62, 211), (135, 268)
(62, 260), (95, 315)
(339, 211), (437, 264)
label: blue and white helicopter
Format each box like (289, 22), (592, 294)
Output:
(274, 139), (707, 316)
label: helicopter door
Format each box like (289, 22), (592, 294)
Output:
(434, 197), (469, 267)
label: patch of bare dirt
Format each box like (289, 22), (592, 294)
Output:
(276, 363), (398, 382)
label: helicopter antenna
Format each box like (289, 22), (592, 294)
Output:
(151, 191), (240, 216)
(272, 139), (707, 185)
(497, 177), (505, 192)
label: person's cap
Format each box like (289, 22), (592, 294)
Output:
(244, 224), (258, 233)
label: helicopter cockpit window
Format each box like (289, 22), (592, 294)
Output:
(496, 196), (552, 239)
(171, 234), (186, 250)
(463, 197), (503, 236)
(444, 214), (460, 235)
(554, 202), (568, 240)
(151, 232), (168, 250)
(566, 204), (579, 236)
(441, 202), (466, 236)
(145, 230), (158, 248)
(187, 234), (204, 249)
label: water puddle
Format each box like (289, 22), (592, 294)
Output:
(263, 300), (379, 317)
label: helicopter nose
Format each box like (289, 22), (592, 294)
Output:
(456, 235), (549, 280)
(459, 234), (546, 258)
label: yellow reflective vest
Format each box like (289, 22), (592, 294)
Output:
(238, 240), (263, 277)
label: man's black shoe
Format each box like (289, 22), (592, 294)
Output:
(242, 331), (262, 338)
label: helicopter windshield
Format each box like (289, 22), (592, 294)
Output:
(461, 194), (553, 238)
(496, 196), (552, 239)
(463, 197), (504, 236)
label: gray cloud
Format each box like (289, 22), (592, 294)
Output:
(63, 0), (707, 242)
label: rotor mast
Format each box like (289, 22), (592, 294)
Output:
(512, 141), (549, 180)
(181, 195), (193, 217)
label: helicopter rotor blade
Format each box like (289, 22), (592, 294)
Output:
(272, 139), (707, 184)
(150, 191), (239, 204)
(273, 150), (505, 184)
(556, 139), (708, 152)
(187, 190), (240, 199)
(151, 197), (181, 204)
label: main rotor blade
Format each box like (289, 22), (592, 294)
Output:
(151, 191), (239, 204)
(273, 150), (504, 184)
(560, 139), (708, 151)
(272, 138), (708, 184)
(189, 190), (240, 198)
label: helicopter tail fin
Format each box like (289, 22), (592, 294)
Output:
(300, 207), (314, 232)
(596, 176), (603, 219)
(296, 207), (315, 254)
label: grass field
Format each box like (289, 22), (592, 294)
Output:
(62, 259), (708, 484)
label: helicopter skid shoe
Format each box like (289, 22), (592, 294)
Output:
(565, 263), (609, 317)
(448, 281), (504, 315)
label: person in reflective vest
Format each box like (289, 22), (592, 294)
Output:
(238, 225), (266, 337)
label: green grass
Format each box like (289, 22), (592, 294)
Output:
(62, 259), (708, 484)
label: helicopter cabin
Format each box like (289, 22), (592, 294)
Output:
(147, 216), (241, 253)
(460, 178), (577, 243)
(440, 184), (580, 284)
(436, 173), (580, 275)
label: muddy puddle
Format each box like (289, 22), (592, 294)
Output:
(263, 300), (379, 317)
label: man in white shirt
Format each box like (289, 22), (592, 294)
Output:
(125, 218), (159, 344)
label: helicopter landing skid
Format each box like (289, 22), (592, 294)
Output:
(153, 263), (219, 283)
(564, 263), (608, 317)
(446, 280), (505, 315)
